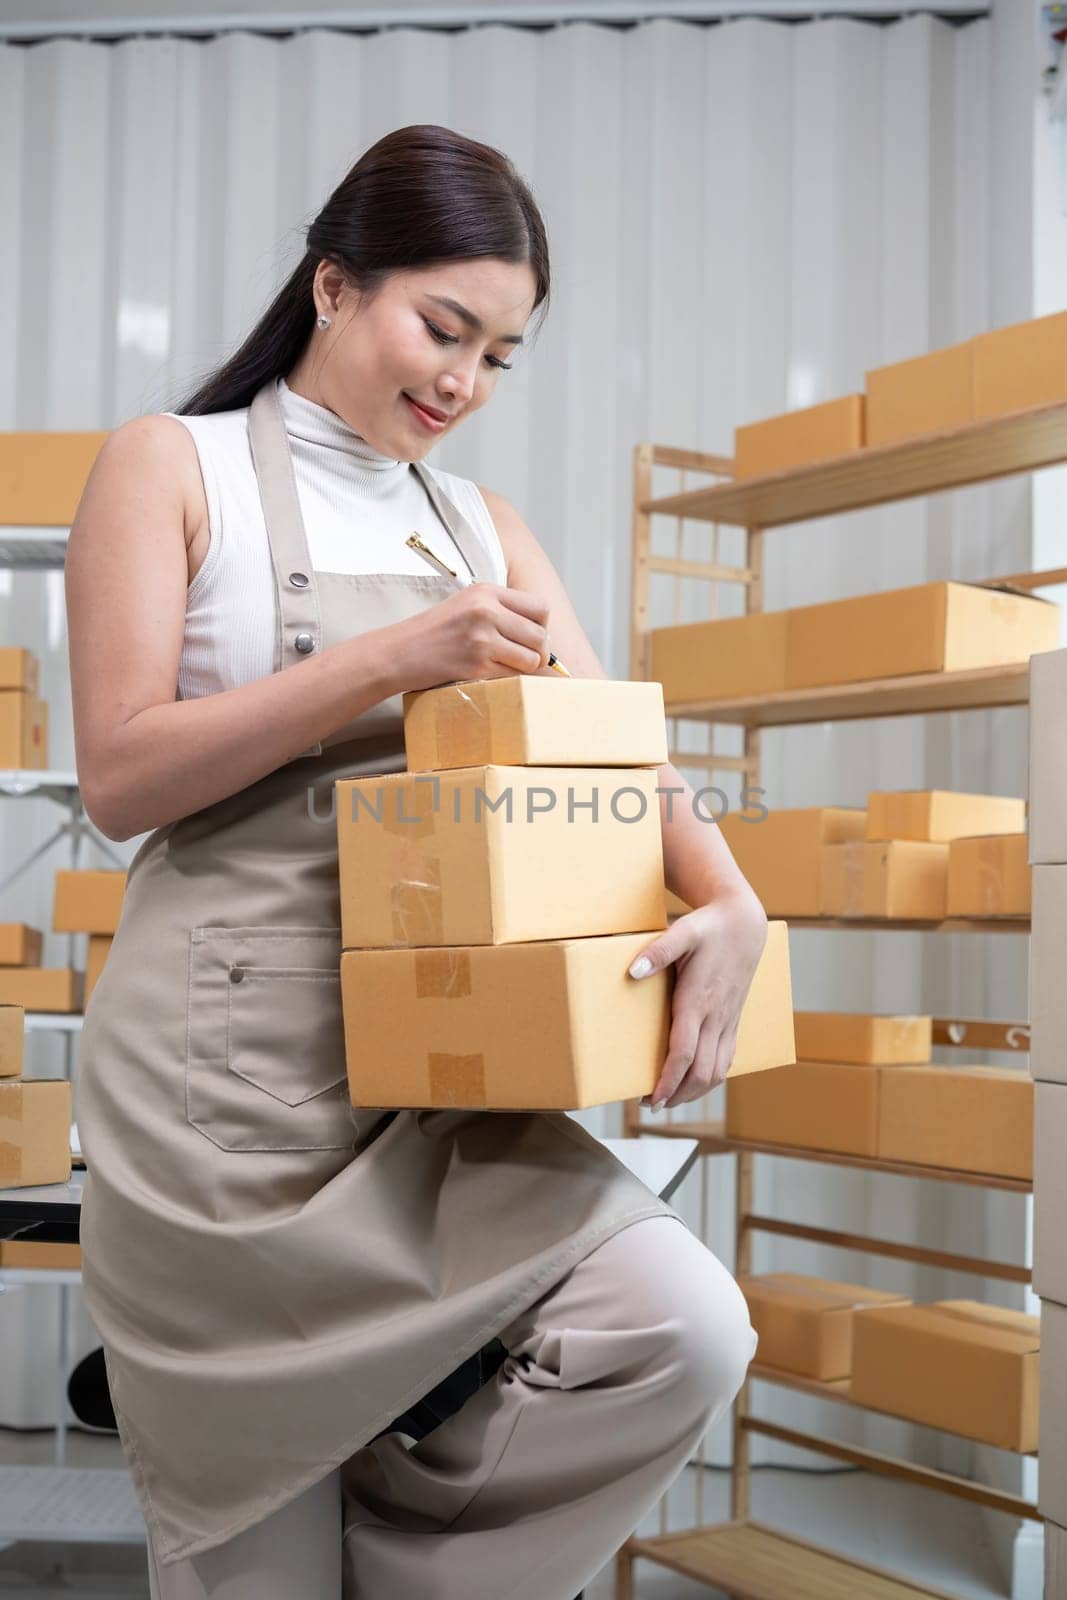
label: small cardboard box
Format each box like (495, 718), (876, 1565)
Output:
(850, 1300), (1039, 1451)
(341, 920), (794, 1111)
(734, 395), (865, 479)
(877, 1064), (1032, 1179)
(866, 789), (1026, 843)
(725, 1060), (881, 1157)
(0, 691), (48, 770)
(402, 676), (668, 772)
(1031, 867), (1067, 1084)
(0, 1078), (72, 1187)
(1037, 1301), (1067, 1526)
(52, 870), (127, 935)
(336, 766), (666, 949)
(738, 1273), (912, 1380)
(718, 807), (866, 918)
(946, 833), (1030, 917)
(1029, 649), (1067, 865)
(785, 581), (1059, 692)
(0, 648), (38, 694)
(648, 612), (789, 706)
(819, 839), (948, 920)
(865, 342), (975, 447)
(0, 430), (108, 524)
(0, 1240), (81, 1269)
(0, 924), (43, 967)
(973, 309), (1067, 419)
(793, 1011), (931, 1064)
(0, 968), (81, 1013)
(0, 1005), (24, 1077)
(1034, 1084), (1067, 1300)
(84, 935), (112, 1006)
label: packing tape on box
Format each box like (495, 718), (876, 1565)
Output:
(842, 842), (866, 915)
(414, 948), (472, 997)
(0, 1081), (23, 1186)
(428, 1050), (487, 1107)
(434, 681), (495, 767)
(391, 859), (445, 944)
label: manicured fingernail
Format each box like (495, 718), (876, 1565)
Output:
(652, 1100), (667, 1113)
(629, 957), (653, 979)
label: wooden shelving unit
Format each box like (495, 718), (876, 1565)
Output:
(620, 405), (1061, 1597)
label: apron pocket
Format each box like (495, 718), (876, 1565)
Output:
(186, 926), (355, 1153)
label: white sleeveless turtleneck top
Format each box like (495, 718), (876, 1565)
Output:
(163, 376), (508, 702)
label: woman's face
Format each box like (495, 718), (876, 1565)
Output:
(292, 257), (538, 460)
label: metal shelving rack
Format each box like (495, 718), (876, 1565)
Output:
(617, 401), (1067, 1598)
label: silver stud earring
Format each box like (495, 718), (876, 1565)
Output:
(316, 314), (331, 330)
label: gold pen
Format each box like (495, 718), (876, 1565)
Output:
(406, 533), (571, 676)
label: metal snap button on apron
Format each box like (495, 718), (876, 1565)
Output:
(294, 632), (315, 654)
(229, 966), (244, 984)
(289, 572), (309, 588)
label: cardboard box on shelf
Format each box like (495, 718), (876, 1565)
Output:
(734, 395), (865, 480)
(718, 807), (867, 919)
(1034, 1085), (1067, 1301)
(793, 1012), (931, 1065)
(877, 1064), (1032, 1179)
(0, 1240), (81, 1269)
(864, 343), (974, 447)
(725, 1059), (881, 1158)
(0, 968), (81, 1013)
(336, 766), (666, 949)
(0, 1078), (72, 1187)
(1031, 867), (1067, 1085)
(738, 1273), (912, 1380)
(819, 839), (949, 920)
(52, 870), (127, 936)
(0, 430), (108, 524)
(973, 309), (1067, 419)
(0, 691), (48, 770)
(0, 924), (43, 967)
(785, 581), (1058, 692)
(648, 611), (789, 706)
(1038, 1301), (1067, 1528)
(402, 676), (668, 772)
(0, 1004), (24, 1077)
(851, 1300), (1039, 1451)
(866, 789), (1026, 844)
(1028, 648), (1067, 865)
(0, 648), (38, 694)
(946, 833), (1030, 918)
(84, 935), (112, 1005)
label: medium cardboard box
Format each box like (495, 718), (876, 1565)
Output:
(851, 1299), (1039, 1451)
(341, 921), (794, 1111)
(0, 1005), (24, 1077)
(336, 766), (666, 949)
(877, 1064), (1032, 1179)
(793, 1012), (931, 1065)
(819, 840), (948, 920)
(785, 581), (1059, 692)
(725, 1060), (881, 1157)
(0, 430), (108, 524)
(52, 870), (127, 936)
(1030, 649), (1067, 865)
(1031, 867), (1067, 1084)
(402, 676), (668, 771)
(718, 807), (866, 918)
(1032, 1084), (1067, 1301)
(0, 1078), (72, 1187)
(738, 1273), (911, 1380)
(648, 612), (789, 706)
(0, 1240), (81, 1269)
(0, 648), (38, 694)
(84, 935), (112, 1005)
(866, 789), (1025, 843)
(734, 395), (865, 479)
(1038, 1301), (1067, 1527)
(865, 342), (974, 447)
(0, 968), (81, 1013)
(945, 833), (1030, 917)
(0, 691), (47, 770)
(973, 309), (1067, 419)
(0, 924), (43, 967)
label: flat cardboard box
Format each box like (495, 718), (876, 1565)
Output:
(52, 869), (127, 935)
(341, 921), (794, 1112)
(0, 430), (108, 524)
(0, 924), (43, 967)
(793, 1011), (931, 1064)
(0, 968), (81, 1013)
(0, 1240), (81, 1269)
(877, 1064), (1032, 1179)
(1034, 1085), (1067, 1301)
(648, 612), (789, 706)
(1031, 867), (1067, 1084)
(850, 1299), (1039, 1451)
(718, 807), (866, 919)
(785, 581), (1059, 692)
(946, 832), (1030, 917)
(725, 1060), (881, 1157)
(0, 691), (47, 770)
(0, 1078), (72, 1187)
(734, 395), (865, 479)
(866, 789), (1025, 843)
(1029, 648), (1067, 865)
(865, 342), (974, 447)
(402, 676), (668, 771)
(1037, 1301), (1067, 1526)
(0, 648), (38, 694)
(738, 1273), (911, 1380)
(0, 1005), (24, 1077)
(336, 765), (666, 949)
(973, 309), (1067, 419)
(84, 935), (112, 1005)
(819, 840), (948, 920)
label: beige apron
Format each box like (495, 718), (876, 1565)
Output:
(75, 377), (677, 1567)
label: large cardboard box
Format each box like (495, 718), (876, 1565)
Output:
(0, 968), (81, 1013)
(1038, 1301), (1067, 1527)
(52, 870), (127, 936)
(866, 789), (1025, 843)
(84, 935), (112, 1006)
(648, 612), (789, 706)
(1029, 649), (1067, 865)
(877, 1064), (1032, 1179)
(0, 1240), (81, 1269)
(1032, 1084), (1067, 1301)
(819, 840), (948, 920)
(793, 1012), (931, 1065)
(785, 582), (1058, 692)
(402, 676), (668, 772)
(0, 1005), (24, 1077)
(973, 309), (1067, 419)
(865, 343), (974, 447)
(342, 920), (793, 1111)
(0, 648), (38, 694)
(0, 430), (108, 524)
(0, 691), (47, 770)
(725, 1060), (881, 1157)
(0, 924), (43, 967)
(1031, 867), (1067, 1084)
(738, 1273), (911, 1380)
(851, 1300), (1039, 1451)
(0, 1078), (72, 1187)
(945, 833), (1030, 917)
(734, 395), (865, 479)
(336, 766), (666, 949)
(718, 807), (866, 918)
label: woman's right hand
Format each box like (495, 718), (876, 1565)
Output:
(388, 583), (552, 693)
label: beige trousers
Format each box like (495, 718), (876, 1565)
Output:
(146, 1214), (757, 1600)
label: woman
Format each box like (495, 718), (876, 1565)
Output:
(66, 124), (764, 1599)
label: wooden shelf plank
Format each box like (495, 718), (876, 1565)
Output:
(785, 915), (1029, 933)
(663, 661), (1029, 725)
(642, 399), (1067, 527)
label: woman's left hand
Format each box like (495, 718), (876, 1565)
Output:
(629, 888), (769, 1111)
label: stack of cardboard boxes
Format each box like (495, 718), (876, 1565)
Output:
(0, 870), (125, 1015)
(0, 1002), (74, 1267)
(0, 646), (48, 770)
(52, 868), (125, 1006)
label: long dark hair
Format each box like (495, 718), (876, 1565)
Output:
(173, 124), (550, 417)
